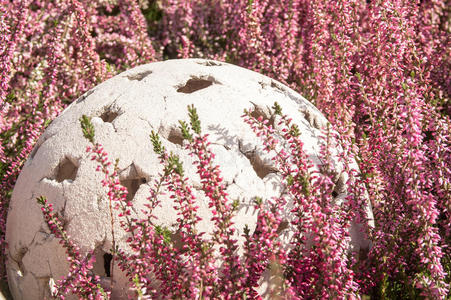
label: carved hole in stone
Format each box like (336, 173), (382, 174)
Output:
(93, 248), (109, 277)
(196, 60), (223, 66)
(333, 173), (346, 197)
(120, 177), (147, 202)
(171, 230), (183, 250)
(302, 108), (324, 130)
(250, 105), (275, 128)
(177, 77), (214, 93)
(103, 253), (113, 277)
(246, 153), (276, 179)
(167, 127), (184, 146)
(100, 110), (118, 123)
(239, 141), (277, 179)
(276, 220), (289, 234)
(126, 70), (152, 81)
(54, 157), (78, 183)
(119, 163), (148, 202)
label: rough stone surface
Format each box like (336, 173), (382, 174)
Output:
(6, 59), (373, 299)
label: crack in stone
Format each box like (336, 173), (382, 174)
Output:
(29, 230), (43, 248)
(12, 247), (28, 277)
(76, 89), (96, 104)
(111, 121), (118, 133)
(29, 271), (52, 299)
(137, 116), (154, 131)
(61, 184), (67, 218)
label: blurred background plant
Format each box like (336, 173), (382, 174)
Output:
(1, 0), (450, 298)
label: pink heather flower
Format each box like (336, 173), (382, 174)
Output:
(5, 0), (451, 298)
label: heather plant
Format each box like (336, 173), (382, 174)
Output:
(37, 196), (109, 299)
(1, 0), (450, 298)
(37, 103), (362, 298)
(0, 0), (155, 280)
(243, 104), (360, 298)
(158, 0), (450, 297)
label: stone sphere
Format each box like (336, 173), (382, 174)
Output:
(6, 59), (372, 299)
